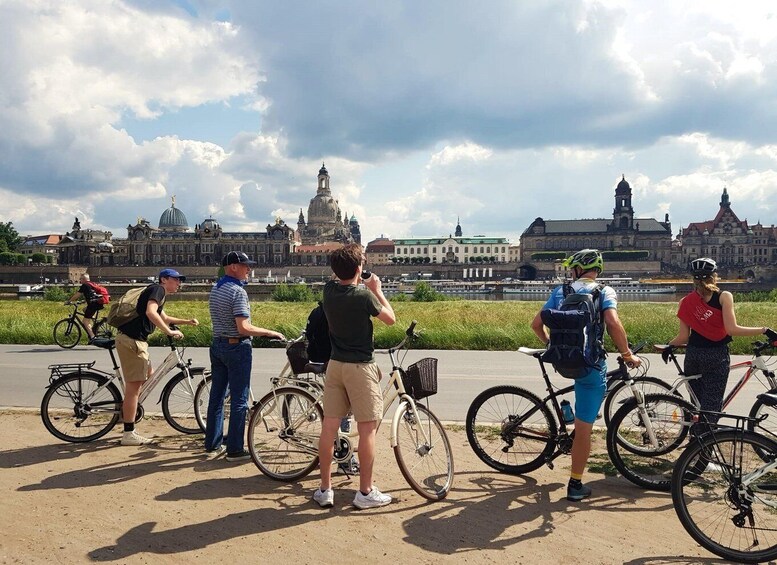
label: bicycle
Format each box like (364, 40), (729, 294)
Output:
(465, 343), (656, 475)
(53, 300), (112, 349)
(606, 340), (777, 491)
(670, 399), (777, 563)
(246, 321), (455, 501)
(40, 326), (208, 442)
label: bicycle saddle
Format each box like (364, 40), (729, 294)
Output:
(302, 362), (327, 375)
(90, 337), (115, 349)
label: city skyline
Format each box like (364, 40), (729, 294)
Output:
(2, 1), (777, 244)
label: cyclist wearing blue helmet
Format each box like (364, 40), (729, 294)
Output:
(531, 249), (641, 501)
(664, 258), (777, 425)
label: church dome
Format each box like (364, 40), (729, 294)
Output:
(349, 214), (359, 225)
(159, 201), (188, 230)
(308, 194), (339, 224)
(616, 175), (631, 195)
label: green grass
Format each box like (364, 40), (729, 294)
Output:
(4, 299), (777, 352)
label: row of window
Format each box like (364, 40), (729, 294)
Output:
(396, 246), (507, 255)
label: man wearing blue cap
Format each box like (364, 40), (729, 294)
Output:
(205, 251), (285, 461)
(115, 268), (199, 446)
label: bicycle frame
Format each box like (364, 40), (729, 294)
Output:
(659, 343), (777, 411)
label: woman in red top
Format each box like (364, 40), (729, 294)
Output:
(665, 258), (777, 422)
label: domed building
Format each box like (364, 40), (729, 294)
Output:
(297, 164), (360, 245)
(158, 197), (189, 233)
(122, 197), (294, 267)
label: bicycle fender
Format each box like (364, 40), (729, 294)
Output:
(389, 398), (413, 448)
(45, 370), (110, 389)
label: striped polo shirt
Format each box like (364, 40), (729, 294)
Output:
(209, 276), (251, 338)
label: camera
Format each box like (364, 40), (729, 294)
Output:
(360, 270), (372, 280)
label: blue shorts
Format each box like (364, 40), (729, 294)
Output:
(573, 364), (607, 424)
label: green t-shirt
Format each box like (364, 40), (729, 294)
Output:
(322, 280), (382, 363)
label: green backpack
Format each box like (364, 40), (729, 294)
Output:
(106, 286), (146, 328)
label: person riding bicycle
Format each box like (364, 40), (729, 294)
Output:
(115, 268), (199, 446)
(530, 249), (641, 502)
(313, 243), (396, 510)
(664, 258), (777, 426)
(66, 273), (103, 342)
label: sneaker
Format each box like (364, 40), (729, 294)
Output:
(206, 445), (226, 457)
(120, 430), (153, 446)
(353, 487), (392, 509)
(313, 488), (334, 508)
(566, 482), (592, 502)
(337, 457), (360, 476)
(225, 450), (251, 462)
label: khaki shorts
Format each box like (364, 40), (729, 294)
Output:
(322, 360), (383, 422)
(115, 332), (150, 382)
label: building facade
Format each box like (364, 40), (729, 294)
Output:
(365, 237), (395, 265)
(676, 187), (777, 270)
(392, 222), (510, 264)
(20, 234), (62, 264)
(519, 176), (673, 264)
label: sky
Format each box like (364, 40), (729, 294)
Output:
(2, 0), (777, 245)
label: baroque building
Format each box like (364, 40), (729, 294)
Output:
(676, 187), (777, 270)
(519, 176), (673, 264)
(296, 163), (361, 245)
(58, 217), (116, 266)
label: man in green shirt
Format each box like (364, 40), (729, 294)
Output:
(313, 244), (396, 510)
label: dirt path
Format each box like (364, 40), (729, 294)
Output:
(1, 411), (715, 564)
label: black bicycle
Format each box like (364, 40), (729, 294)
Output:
(466, 343), (650, 475)
(671, 399), (777, 563)
(53, 301), (112, 349)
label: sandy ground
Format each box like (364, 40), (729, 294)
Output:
(0, 410), (727, 565)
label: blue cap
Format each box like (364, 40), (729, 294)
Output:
(159, 268), (186, 282)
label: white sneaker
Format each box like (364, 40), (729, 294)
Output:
(313, 488), (334, 508)
(353, 487), (392, 509)
(120, 430), (153, 446)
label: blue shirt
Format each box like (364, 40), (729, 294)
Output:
(209, 276), (250, 338)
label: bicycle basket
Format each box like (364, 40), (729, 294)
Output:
(402, 357), (438, 400)
(286, 340), (310, 374)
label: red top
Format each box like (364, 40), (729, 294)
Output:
(677, 291), (728, 342)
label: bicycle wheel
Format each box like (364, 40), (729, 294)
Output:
(603, 376), (675, 427)
(53, 318), (82, 349)
(162, 369), (208, 434)
(247, 387), (322, 481)
(607, 393), (694, 491)
(672, 430), (777, 563)
(394, 401), (454, 500)
(92, 318), (113, 339)
(466, 385), (555, 474)
(41, 372), (122, 442)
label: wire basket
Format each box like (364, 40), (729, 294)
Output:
(286, 340), (310, 375)
(402, 357), (438, 400)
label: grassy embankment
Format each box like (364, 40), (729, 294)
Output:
(2, 300), (776, 354)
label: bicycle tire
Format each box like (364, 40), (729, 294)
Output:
(394, 401), (454, 500)
(606, 393), (695, 491)
(41, 372), (122, 442)
(247, 387), (322, 481)
(162, 369), (208, 434)
(53, 318), (82, 349)
(466, 385), (555, 475)
(603, 376), (676, 427)
(92, 318), (113, 339)
(671, 429), (777, 563)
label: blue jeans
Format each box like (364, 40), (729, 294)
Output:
(205, 339), (252, 454)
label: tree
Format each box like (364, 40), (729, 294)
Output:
(0, 252), (15, 265)
(0, 222), (22, 252)
(31, 253), (46, 264)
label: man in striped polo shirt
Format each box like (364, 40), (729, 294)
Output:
(204, 251), (285, 461)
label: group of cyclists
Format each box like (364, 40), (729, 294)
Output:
(63, 246), (777, 510)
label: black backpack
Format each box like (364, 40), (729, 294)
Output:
(305, 302), (331, 364)
(539, 283), (605, 379)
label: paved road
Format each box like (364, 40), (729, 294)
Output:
(0, 344), (766, 422)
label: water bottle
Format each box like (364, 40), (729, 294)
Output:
(560, 400), (574, 424)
